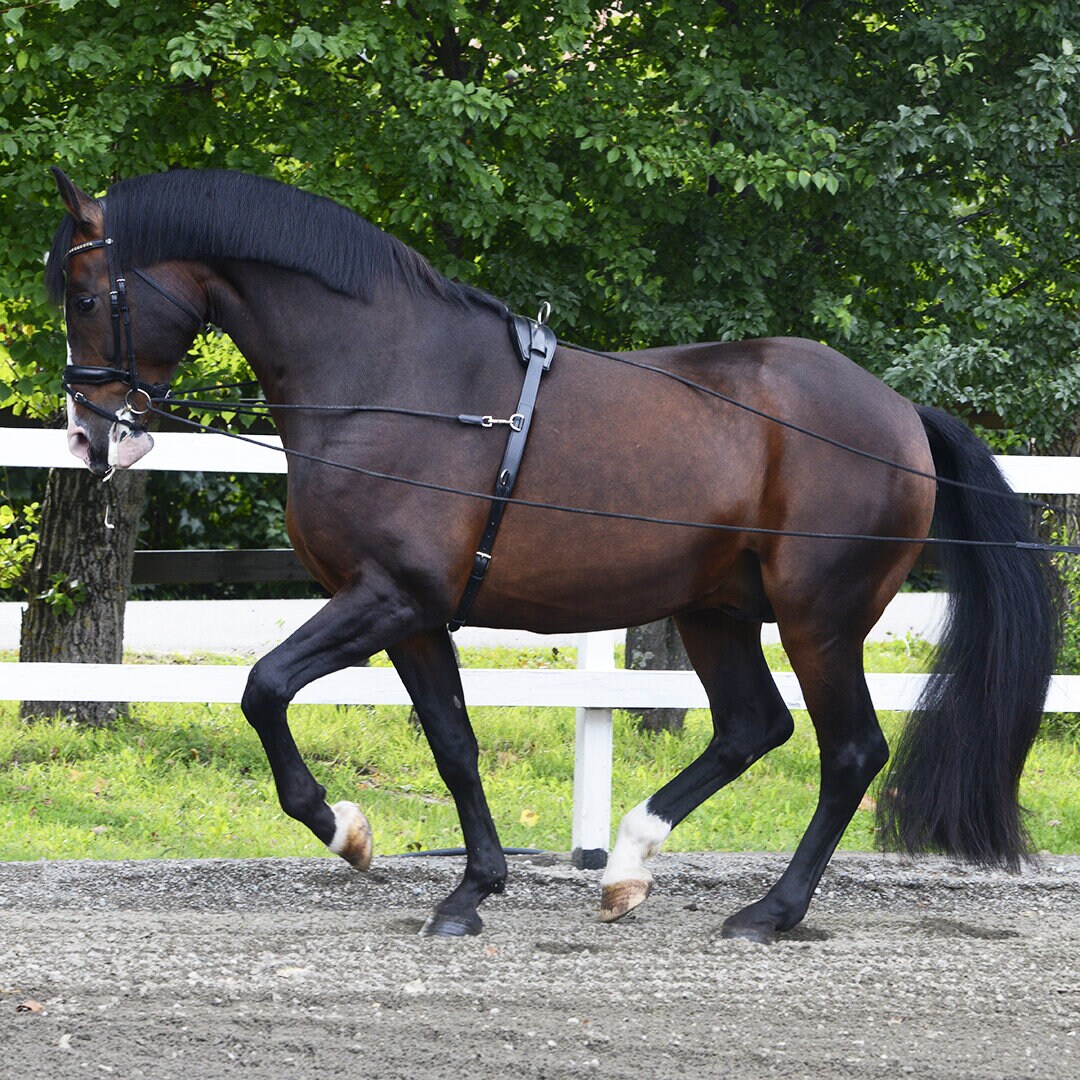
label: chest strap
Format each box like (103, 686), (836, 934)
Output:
(448, 313), (557, 631)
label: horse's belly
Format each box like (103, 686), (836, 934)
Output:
(468, 526), (771, 634)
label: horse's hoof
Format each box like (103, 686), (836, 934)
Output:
(327, 800), (373, 871)
(600, 878), (653, 923)
(720, 915), (778, 945)
(420, 912), (483, 937)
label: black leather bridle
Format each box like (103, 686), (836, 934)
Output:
(61, 211), (205, 426)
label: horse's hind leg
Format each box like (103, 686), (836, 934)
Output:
(601, 609), (795, 921)
(721, 622), (888, 943)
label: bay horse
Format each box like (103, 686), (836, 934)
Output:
(47, 167), (1058, 941)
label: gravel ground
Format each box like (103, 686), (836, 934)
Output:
(0, 852), (1077, 1079)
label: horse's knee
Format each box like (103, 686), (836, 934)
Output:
(241, 660), (329, 823)
(241, 659), (288, 724)
(762, 706), (795, 753)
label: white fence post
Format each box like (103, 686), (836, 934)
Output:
(571, 629), (620, 868)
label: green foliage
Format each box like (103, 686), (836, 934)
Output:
(4, 2), (1079, 416)
(1051, 522), (1080, 697)
(0, 495), (39, 591)
(133, 469), (318, 600)
(881, 330), (1080, 449)
(33, 570), (86, 616)
(164, 331), (257, 429)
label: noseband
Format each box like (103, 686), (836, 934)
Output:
(62, 212), (206, 424)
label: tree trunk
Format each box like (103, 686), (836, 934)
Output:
(19, 467), (148, 725)
(625, 618), (691, 734)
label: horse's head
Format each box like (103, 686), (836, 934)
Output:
(50, 169), (207, 477)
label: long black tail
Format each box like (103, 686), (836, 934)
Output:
(877, 406), (1061, 868)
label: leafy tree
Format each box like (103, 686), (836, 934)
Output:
(1, 1), (1077, 723)
(6, 2), (1077, 411)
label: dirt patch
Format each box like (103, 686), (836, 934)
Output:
(1, 852), (1077, 1078)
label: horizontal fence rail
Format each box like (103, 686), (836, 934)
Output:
(2, 428), (289, 472)
(8, 662), (1080, 712)
(132, 548), (310, 584)
(5, 426), (1079, 860)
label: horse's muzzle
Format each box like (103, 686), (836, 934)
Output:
(67, 407), (154, 477)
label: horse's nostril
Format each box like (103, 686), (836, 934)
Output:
(67, 427), (91, 464)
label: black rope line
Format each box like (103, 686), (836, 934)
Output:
(159, 397), (465, 422)
(146, 403), (1080, 556)
(564, 341), (1064, 518)
(169, 378), (259, 397)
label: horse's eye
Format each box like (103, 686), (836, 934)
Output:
(75, 296), (96, 313)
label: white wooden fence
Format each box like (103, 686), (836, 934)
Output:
(4, 428), (1080, 858)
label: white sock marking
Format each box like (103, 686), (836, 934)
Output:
(601, 801), (671, 886)
(327, 801), (361, 855)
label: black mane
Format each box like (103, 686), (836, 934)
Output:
(46, 169), (504, 313)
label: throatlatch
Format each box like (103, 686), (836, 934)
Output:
(448, 309), (557, 631)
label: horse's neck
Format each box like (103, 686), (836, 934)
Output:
(210, 262), (509, 406)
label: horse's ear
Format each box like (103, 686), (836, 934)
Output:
(51, 167), (102, 232)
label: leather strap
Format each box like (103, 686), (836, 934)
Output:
(448, 314), (556, 631)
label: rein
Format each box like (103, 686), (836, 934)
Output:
(157, 346), (1068, 524)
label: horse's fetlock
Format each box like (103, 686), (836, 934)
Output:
(467, 862), (507, 895)
(279, 785), (326, 824)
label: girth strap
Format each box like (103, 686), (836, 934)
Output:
(448, 313), (557, 631)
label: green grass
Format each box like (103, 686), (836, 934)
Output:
(1, 638), (1077, 860)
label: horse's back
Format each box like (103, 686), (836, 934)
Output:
(604, 335), (933, 521)
(639, 336), (920, 436)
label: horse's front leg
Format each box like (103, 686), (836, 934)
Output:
(241, 582), (423, 871)
(387, 629), (507, 937)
